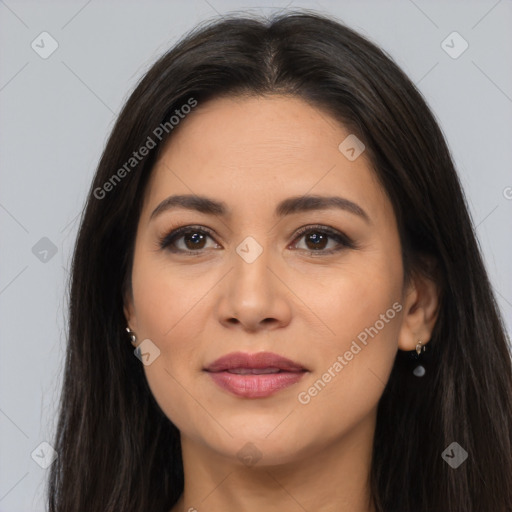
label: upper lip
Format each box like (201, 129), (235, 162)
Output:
(205, 351), (307, 372)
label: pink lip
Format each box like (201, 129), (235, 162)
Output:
(204, 351), (308, 398)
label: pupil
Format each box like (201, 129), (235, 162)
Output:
(185, 232), (205, 249)
(307, 232), (326, 250)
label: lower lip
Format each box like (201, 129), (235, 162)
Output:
(206, 370), (306, 398)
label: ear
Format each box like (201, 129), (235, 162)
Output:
(397, 261), (441, 351)
(123, 286), (137, 333)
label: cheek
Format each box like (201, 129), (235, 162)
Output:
(131, 244), (210, 344)
(292, 245), (403, 414)
(130, 251), (217, 429)
(298, 244), (403, 354)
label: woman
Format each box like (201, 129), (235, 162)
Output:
(47, 11), (512, 512)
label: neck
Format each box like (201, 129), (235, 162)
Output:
(171, 410), (377, 512)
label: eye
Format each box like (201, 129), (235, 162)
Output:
(290, 225), (355, 255)
(158, 225), (220, 254)
(158, 224), (356, 256)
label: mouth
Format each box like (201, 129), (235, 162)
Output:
(204, 351), (308, 398)
(222, 368), (291, 374)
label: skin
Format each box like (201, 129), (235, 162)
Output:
(124, 95), (440, 512)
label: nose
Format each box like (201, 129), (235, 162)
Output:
(215, 240), (293, 333)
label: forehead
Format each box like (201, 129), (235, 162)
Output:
(142, 95), (391, 223)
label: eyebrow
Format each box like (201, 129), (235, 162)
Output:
(150, 194), (370, 223)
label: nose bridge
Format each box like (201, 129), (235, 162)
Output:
(215, 230), (292, 331)
(231, 233), (272, 295)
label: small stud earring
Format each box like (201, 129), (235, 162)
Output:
(413, 340), (427, 377)
(126, 326), (137, 346)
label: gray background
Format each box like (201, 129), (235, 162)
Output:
(1, 1), (511, 510)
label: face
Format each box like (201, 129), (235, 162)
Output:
(125, 95), (408, 467)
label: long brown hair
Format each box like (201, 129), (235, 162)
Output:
(47, 11), (512, 512)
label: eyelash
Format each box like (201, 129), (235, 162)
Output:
(157, 224), (357, 256)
